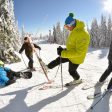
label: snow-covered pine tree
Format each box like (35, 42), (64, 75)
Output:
(99, 15), (107, 47)
(90, 18), (99, 47)
(89, 15), (112, 48)
(48, 30), (53, 43)
(53, 26), (57, 43)
(107, 16), (112, 47)
(21, 24), (25, 43)
(47, 22), (69, 45)
(55, 22), (63, 44)
(62, 27), (69, 45)
(0, 0), (20, 63)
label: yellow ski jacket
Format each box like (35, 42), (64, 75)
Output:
(61, 19), (90, 64)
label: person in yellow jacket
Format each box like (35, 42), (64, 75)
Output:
(47, 13), (90, 86)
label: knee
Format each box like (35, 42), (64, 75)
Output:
(106, 67), (112, 72)
(68, 69), (75, 74)
(55, 57), (60, 63)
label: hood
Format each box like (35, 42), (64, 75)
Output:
(75, 19), (85, 29)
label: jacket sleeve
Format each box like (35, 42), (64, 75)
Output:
(4, 67), (11, 72)
(19, 44), (25, 53)
(33, 44), (41, 50)
(0, 69), (9, 86)
(61, 38), (89, 58)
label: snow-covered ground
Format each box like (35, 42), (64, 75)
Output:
(0, 42), (112, 112)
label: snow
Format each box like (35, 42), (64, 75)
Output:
(0, 42), (112, 112)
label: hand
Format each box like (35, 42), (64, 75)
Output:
(19, 51), (22, 54)
(19, 51), (21, 54)
(38, 46), (41, 50)
(57, 46), (63, 56)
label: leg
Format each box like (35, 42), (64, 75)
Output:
(5, 79), (16, 86)
(99, 61), (112, 82)
(0, 72), (15, 86)
(68, 61), (80, 80)
(27, 55), (34, 69)
(107, 78), (112, 90)
(0, 74), (9, 86)
(7, 71), (14, 80)
(7, 70), (21, 79)
(47, 57), (69, 69)
(2, 70), (21, 86)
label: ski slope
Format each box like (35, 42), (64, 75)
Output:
(0, 42), (112, 112)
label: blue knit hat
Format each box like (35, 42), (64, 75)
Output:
(65, 13), (76, 26)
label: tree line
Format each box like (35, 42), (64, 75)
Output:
(47, 15), (112, 48)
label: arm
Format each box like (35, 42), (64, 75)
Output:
(4, 67), (11, 72)
(3, 67), (16, 86)
(33, 44), (41, 50)
(0, 71), (9, 86)
(19, 44), (25, 53)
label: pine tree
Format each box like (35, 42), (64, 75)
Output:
(48, 30), (53, 43)
(21, 24), (25, 43)
(53, 26), (57, 43)
(55, 22), (63, 44)
(90, 18), (99, 47)
(0, 0), (20, 63)
(99, 15), (107, 47)
(62, 27), (69, 45)
(107, 16), (112, 47)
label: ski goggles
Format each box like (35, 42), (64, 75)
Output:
(67, 19), (76, 27)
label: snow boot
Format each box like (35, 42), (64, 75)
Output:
(65, 79), (82, 86)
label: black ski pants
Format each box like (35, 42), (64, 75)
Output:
(99, 61), (112, 82)
(48, 57), (80, 80)
(107, 77), (112, 90)
(27, 55), (34, 69)
(7, 70), (20, 80)
(6, 70), (21, 86)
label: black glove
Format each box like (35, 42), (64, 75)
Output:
(19, 50), (22, 54)
(57, 46), (63, 56)
(38, 46), (41, 50)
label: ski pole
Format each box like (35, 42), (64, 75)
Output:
(90, 90), (109, 110)
(91, 78), (112, 110)
(21, 54), (27, 68)
(53, 64), (60, 80)
(60, 56), (63, 90)
(39, 49), (40, 57)
(35, 52), (50, 82)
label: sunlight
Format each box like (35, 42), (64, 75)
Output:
(103, 0), (112, 13)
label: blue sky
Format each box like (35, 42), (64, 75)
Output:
(14, 0), (112, 35)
